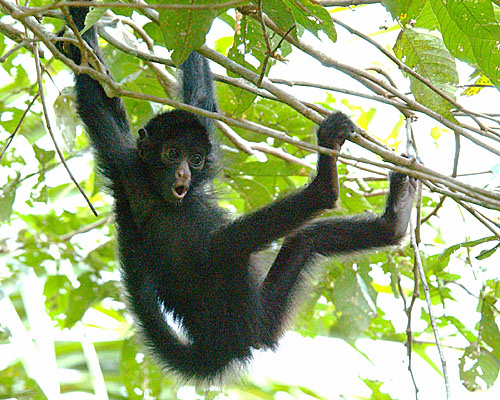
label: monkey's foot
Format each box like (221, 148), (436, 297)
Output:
(317, 111), (355, 151)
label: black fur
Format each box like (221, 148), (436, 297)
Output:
(59, 3), (416, 382)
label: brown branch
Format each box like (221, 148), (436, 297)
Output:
(421, 196), (446, 224)
(456, 200), (500, 240)
(256, 0), (271, 87)
(16, 0), (248, 18)
(0, 95), (39, 163)
(0, 21), (42, 56)
(397, 266), (420, 400)
(270, 78), (409, 109)
(319, 0), (380, 5)
(0, 41), (28, 62)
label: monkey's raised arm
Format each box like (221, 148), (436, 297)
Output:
(208, 113), (353, 258)
(180, 52), (217, 130)
(58, 4), (134, 178)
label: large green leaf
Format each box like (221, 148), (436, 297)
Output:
(262, 0), (298, 41)
(0, 175), (19, 223)
(393, 28), (458, 121)
(158, 0), (222, 64)
(54, 89), (78, 151)
(331, 268), (375, 339)
(431, 0), (500, 89)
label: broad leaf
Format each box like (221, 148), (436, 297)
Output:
(393, 28), (458, 121)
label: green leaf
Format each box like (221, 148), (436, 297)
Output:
(230, 176), (274, 209)
(82, 6), (108, 34)
(476, 243), (500, 260)
(0, 174), (19, 223)
(225, 20), (260, 116)
(413, 342), (443, 375)
(430, 0), (500, 89)
(44, 275), (72, 327)
(158, 0), (222, 65)
(415, 0), (440, 30)
(54, 88), (78, 151)
(33, 144), (55, 166)
(481, 296), (500, 360)
(361, 378), (394, 400)
(262, 0), (297, 41)
(393, 28), (458, 121)
(64, 273), (119, 328)
(440, 236), (498, 260)
(285, 0), (336, 42)
(460, 343), (500, 391)
(331, 268), (374, 339)
(338, 186), (373, 214)
(382, 0), (426, 23)
(441, 316), (477, 343)
(120, 338), (165, 398)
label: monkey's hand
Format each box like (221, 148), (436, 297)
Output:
(309, 112), (354, 209)
(316, 111), (354, 153)
(55, 2), (94, 65)
(383, 157), (418, 239)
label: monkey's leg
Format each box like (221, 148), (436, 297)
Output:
(259, 172), (416, 346)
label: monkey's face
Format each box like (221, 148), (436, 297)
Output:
(138, 131), (210, 205)
(160, 143), (206, 204)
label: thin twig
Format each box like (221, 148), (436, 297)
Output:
(0, 41), (28, 62)
(117, 16), (154, 51)
(0, 95), (39, 163)
(422, 180), (499, 210)
(271, 78), (409, 109)
(366, 66), (398, 88)
(256, 0), (271, 86)
(456, 200), (500, 240)
(32, 42), (98, 216)
(421, 196), (446, 224)
(60, 215), (112, 241)
(410, 219), (451, 400)
(397, 271), (420, 400)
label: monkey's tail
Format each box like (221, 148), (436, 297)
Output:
(125, 272), (244, 382)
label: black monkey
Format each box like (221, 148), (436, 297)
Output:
(59, 3), (416, 382)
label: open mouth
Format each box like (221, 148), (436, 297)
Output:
(172, 184), (188, 200)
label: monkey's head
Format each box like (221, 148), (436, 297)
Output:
(137, 110), (216, 205)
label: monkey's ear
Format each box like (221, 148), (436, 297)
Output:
(137, 128), (152, 159)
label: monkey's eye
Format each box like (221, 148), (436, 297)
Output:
(189, 153), (205, 168)
(163, 148), (180, 162)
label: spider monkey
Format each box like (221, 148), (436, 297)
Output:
(58, 3), (416, 382)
